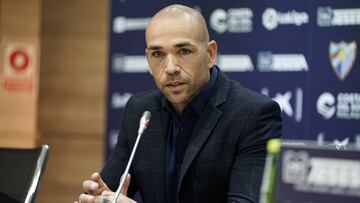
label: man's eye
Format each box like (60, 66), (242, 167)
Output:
(179, 48), (191, 55)
(152, 51), (164, 57)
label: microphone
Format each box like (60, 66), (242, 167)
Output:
(112, 111), (151, 203)
(138, 111), (151, 135)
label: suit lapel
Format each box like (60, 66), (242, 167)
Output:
(176, 106), (222, 193)
(149, 106), (169, 193)
(177, 70), (230, 194)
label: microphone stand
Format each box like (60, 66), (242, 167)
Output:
(112, 111), (151, 203)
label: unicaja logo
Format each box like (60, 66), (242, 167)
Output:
(317, 7), (360, 27)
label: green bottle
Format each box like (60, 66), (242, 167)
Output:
(260, 139), (281, 203)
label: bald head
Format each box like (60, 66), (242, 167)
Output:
(145, 4), (210, 44)
(144, 5), (218, 114)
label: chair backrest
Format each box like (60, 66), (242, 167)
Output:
(0, 145), (50, 203)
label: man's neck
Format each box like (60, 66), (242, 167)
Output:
(172, 103), (186, 116)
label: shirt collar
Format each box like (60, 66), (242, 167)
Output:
(161, 66), (218, 116)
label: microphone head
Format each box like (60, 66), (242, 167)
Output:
(140, 111), (151, 125)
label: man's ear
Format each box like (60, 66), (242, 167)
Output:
(207, 40), (217, 68)
(145, 48), (153, 75)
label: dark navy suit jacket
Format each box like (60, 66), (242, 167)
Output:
(101, 69), (282, 203)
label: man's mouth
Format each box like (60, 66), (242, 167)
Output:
(165, 81), (186, 91)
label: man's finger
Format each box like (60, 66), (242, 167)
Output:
(79, 193), (95, 203)
(83, 180), (99, 191)
(83, 172), (110, 195)
(91, 172), (108, 190)
(120, 174), (131, 196)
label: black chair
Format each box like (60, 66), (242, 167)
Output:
(0, 145), (50, 203)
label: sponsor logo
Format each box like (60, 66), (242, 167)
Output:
(317, 92), (360, 120)
(257, 52), (309, 72)
(317, 7), (360, 27)
(210, 8), (253, 34)
(282, 150), (360, 196)
(317, 92), (336, 119)
(217, 54), (254, 72)
(261, 87), (303, 122)
(317, 133), (360, 149)
(113, 16), (150, 33)
(109, 130), (119, 150)
(111, 92), (132, 109)
(317, 133), (350, 150)
(262, 8), (309, 30)
(329, 41), (357, 81)
(337, 93), (360, 119)
(112, 54), (148, 73)
(282, 150), (309, 184)
(333, 138), (350, 150)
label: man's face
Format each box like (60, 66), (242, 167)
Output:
(146, 17), (215, 111)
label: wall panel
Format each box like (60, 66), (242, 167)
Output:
(36, 0), (108, 202)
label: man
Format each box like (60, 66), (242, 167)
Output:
(78, 4), (282, 203)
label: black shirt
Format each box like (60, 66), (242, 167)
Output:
(162, 67), (218, 203)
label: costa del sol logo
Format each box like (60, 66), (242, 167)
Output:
(329, 41), (357, 81)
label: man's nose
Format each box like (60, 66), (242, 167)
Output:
(164, 55), (180, 74)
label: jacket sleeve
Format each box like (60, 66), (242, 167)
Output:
(227, 100), (282, 202)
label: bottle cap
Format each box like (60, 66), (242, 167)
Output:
(267, 139), (281, 154)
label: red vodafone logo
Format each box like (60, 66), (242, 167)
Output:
(1, 40), (37, 98)
(9, 49), (30, 72)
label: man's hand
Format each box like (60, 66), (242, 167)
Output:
(83, 172), (111, 196)
(76, 173), (136, 203)
(75, 172), (110, 203)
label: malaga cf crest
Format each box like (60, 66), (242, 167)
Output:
(329, 41), (357, 81)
